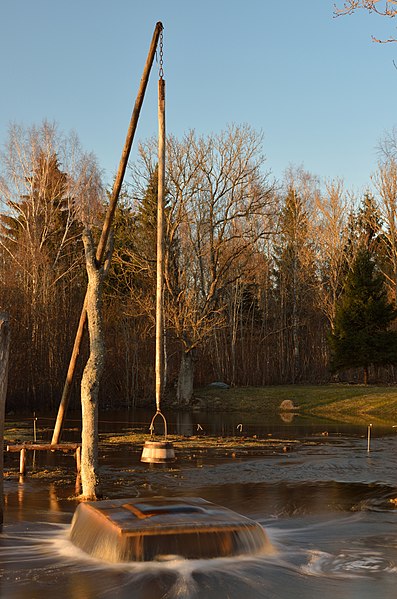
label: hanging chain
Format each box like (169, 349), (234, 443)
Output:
(159, 29), (164, 79)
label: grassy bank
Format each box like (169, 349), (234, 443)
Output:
(193, 384), (397, 425)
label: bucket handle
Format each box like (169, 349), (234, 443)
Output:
(149, 410), (168, 439)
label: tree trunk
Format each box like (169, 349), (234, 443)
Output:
(363, 365), (369, 385)
(0, 314), (10, 527)
(177, 350), (194, 406)
(80, 230), (106, 500)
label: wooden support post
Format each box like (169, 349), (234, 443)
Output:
(6, 442), (81, 478)
(75, 446), (81, 473)
(155, 77), (166, 414)
(7, 443), (81, 451)
(19, 448), (26, 476)
(33, 413), (37, 442)
(51, 296), (87, 445)
(51, 22), (164, 445)
(0, 313), (10, 528)
(75, 473), (81, 496)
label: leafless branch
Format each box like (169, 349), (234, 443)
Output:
(334, 1), (397, 42)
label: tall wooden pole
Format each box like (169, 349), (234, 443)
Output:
(52, 22), (163, 445)
(155, 77), (166, 412)
(0, 313), (10, 528)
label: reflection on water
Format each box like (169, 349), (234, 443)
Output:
(3, 415), (397, 597)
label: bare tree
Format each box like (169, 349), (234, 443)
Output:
(373, 158), (397, 301)
(127, 124), (275, 403)
(378, 126), (397, 159)
(169, 126), (275, 402)
(314, 179), (350, 329)
(0, 121), (103, 406)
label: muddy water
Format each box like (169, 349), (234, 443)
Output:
(2, 413), (397, 598)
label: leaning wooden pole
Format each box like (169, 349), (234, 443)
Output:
(0, 313), (10, 528)
(51, 22), (164, 445)
(155, 76), (166, 413)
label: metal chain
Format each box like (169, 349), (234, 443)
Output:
(159, 29), (164, 79)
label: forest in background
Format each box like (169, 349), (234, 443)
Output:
(2, 121), (397, 412)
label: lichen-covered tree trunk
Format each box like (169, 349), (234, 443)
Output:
(80, 229), (105, 500)
(176, 349), (194, 406)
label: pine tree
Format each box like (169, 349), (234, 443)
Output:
(108, 167), (162, 302)
(329, 246), (397, 383)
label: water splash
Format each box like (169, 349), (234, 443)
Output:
(3, 518), (397, 598)
(303, 549), (397, 578)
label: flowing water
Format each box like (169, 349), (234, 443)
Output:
(2, 411), (397, 598)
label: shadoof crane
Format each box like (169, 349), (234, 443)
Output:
(51, 23), (170, 454)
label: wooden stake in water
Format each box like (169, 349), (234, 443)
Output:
(33, 413), (37, 442)
(367, 423), (372, 452)
(32, 412), (37, 468)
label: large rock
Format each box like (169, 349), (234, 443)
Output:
(209, 381), (230, 389)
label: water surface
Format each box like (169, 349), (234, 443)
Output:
(3, 412), (397, 598)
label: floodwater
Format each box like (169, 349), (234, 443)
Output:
(2, 410), (397, 598)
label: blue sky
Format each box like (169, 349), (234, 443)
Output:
(1, 0), (397, 195)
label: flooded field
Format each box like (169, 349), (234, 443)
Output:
(2, 411), (397, 598)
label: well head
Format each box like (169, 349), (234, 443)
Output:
(70, 496), (272, 562)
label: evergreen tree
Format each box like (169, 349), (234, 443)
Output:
(329, 246), (397, 383)
(344, 193), (382, 260)
(108, 167), (164, 303)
